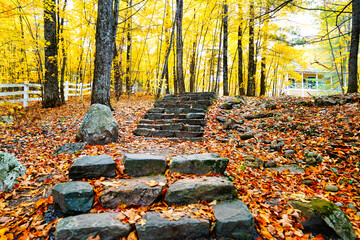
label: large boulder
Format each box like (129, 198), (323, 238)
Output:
(290, 199), (356, 240)
(0, 152), (26, 192)
(76, 104), (118, 145)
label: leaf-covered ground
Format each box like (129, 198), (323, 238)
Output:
(0, 94), (359, 239)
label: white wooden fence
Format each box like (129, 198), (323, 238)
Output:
(0, 81), (91, 107)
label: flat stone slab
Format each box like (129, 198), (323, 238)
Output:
(69, 154), (116, 180)
(170, 153), (229, 175)
(123, 153), (167, 177)
(135, 212), (210, 240)
(52, 181), (94, 214)
(165, 177), (237, 205)
(186, 113), (206, 119)
(55, 213), (131, 240)
(213, 200), (254, 240)
(269, 164), (305, 173)
(100, 176), (166, 208)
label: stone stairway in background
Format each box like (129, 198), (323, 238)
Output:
(52, 153), (255, 240)
(134, 92), (217, 141)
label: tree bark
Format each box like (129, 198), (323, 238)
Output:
(126, 0), (132, 97)
(189, 42), (196, 93)
(43, 0), (61, 108)
(223, 1), (229, 96)
(176, 0), (185, 93)
(348, 0), (360, 93)
(238, 4), (245, 96)
(91, 0), (119, 107)
(247, 0), (256, 96)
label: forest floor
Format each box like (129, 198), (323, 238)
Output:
(0, 94), (359, 239)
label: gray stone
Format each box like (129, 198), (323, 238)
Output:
(213, 200), (254, 240)
(183, 108), (206, 114)
(170, 153), (229, 175)
(165, 177), (237, 205)
(52, 181), (94, 214)
(76, 104), (119, 145)
(269, 164), (304, 173)
(134, 128), (153, 137)
(186, 113), (206, 119)
(160, 123), (184, 130)
(0, 116), (13, 124)
(135, 212), (210, 240)
(53, 142), (86, 156)
(290, 199), (356, 240)
(151, 130), (176, 137)
(175, 131), (203, 138)
(165, 108), (183, 114)
(123, 153), (166, 177)
(69, 155), (116, 180)
(100, 176), (166, 208)
(239, 132), (254, 140)
(324, 185), (339, 192)
(0, 152), (26, 192)
(184, 125), (202, 132)
(148, 108), (164, 113)
(55, 213), (131, 240)
(347, 203), (357, 210)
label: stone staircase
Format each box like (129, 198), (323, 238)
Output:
(134, 92), (217, 141)
(53, 153), (255, 240)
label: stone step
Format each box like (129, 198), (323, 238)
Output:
(55, 213), (131, 240)
(213, 200), (254, 239)
(69, 155), (117, 180)
(147, 108), (165, 113)
(134, 128), (205, 138)
(100, 176), (167, 208)
(165, 176), (237, 205)
(183, 125), (203, 132)
(170, 153), (229, 175)
(138, 119), (206, 126)
(144, 113), (189, 120)
(123, 153), (167, 177)
(154, 102), (209, 110)
(163, 108), (206, 114)
(135, 212), (210, 240)
(52, 181), (94, 214)
(137, 123), (184, 131)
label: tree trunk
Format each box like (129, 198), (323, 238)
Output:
(238, 4), (245, 96)
(223, 1), (229, 96)
(126, 0), (132, 97)
(189, 42), (196, 93)
(260, 6), (268, 96)
(91, 0), (119, 108)
(43, 0), (61, 108)
(114, 42), (123, 100)
(176, 0), (185, 93)
(348, 0), (360, 93)
(247, 0), (256, 96)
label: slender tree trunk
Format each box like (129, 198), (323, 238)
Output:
(247, 0), (256, 96)
(43, 0), (61, 108)
(91, 0), (119, 108)
(126, 0), (132, 97)
(238, 5), (245, 96)
(223, 1), (229, 96)
(189, 42), (196, 92)
(59, 0), (68, 104)
(215, 22), (223, 93)
(348, 0), (360, 93)
(114, 42), (123, 100)
(260, 6), (269, 96)
(176, 0), (185, 93)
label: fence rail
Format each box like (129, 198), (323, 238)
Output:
(0, 81), (91, 107)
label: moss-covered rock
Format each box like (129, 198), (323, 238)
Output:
(0, 152), (26, 192)
(290, 199), (356, 240)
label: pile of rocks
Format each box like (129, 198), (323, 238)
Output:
(52, 153), (255, 240)
(134, 92), (217, 141)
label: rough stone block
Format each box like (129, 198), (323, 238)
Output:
(175, 131), (204, 138)
(100, 176), (166, 208)
(186, 113), (206, 119)
(55, 213), (131, 240)
(165, 177), (237, 205)
(213, 200), (254, 240)
(69, 155), (116, 180)
(123, 153), (167, 177)
(170, 153), (229, 175)
(160, 123), (184, 131)
(136, 212), (210, 240)
(52, 181), (94, 214)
